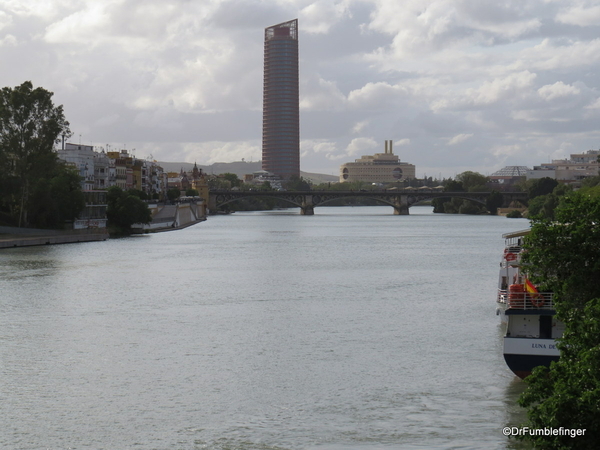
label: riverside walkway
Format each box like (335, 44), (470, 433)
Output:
(0, 226), (108, 249)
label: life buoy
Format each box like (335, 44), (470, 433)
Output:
(531, 293), (545, 308)
(505, 252), (517, 262)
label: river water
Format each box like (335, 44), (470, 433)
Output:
(1, 206), (532, 449)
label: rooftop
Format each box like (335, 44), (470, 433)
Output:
(490, 166), (530, 177)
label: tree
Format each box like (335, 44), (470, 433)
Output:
(527, 193), (559, 220)
(434, 172), (489, 214)
(127, 188), (149, 200)
(444, 178), (464, 192)
(527, 184), (572, 220)
(221, 172), (242, 188)
(284, 175), (311, 191)
(27, 164), (85, 228)
(259, 181), (273, 191)
(581, 176), (600, 188)
(527, 177), (559, 199)
(106, 186), (152, 233)
(0, 81), (71, 226)
(456, 171), (489, 192)
(167, 188), (180, 203)
(486, 190), (503, 215)
(517, 192), (600, 449)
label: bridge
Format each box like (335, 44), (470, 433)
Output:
(208, 189), (528, 215)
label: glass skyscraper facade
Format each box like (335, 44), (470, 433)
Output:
(262, 19), (299, 180)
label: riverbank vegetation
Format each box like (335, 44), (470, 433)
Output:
(0, 81), (84, 228)
(517, 189), (600, 449)
(106, 186), (152, 235)
(430, 171), (504, 215)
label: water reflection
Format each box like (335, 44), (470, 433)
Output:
(504, 379), (532, 450)
(0, 247), (60, 280)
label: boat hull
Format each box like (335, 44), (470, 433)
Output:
(503, 337), (560, 379)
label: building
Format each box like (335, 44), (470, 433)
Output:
(74, 190), (108, 230)
(190, 163), (209, 205)
(57, 143), (96, 191)
(93, 151), (110, 190)
(57, 144), (167, 199)
(488, 166), (529, 191)
(247, 170), (284, 190)
(527, 149), (599, 185)
(339, 140), (416, 183)
(107, 150), (134, 190)
(262, 19), (300, 180)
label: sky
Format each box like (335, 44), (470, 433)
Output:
(2, 0), (600, 179)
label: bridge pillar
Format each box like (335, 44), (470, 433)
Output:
(393, 194), (409, 215)
(301, 195), (315, 215)
(207, 194), (218, 214)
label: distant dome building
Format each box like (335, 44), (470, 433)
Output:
(491, 166), (530, 177)
(489, 166), (530, 190)
(339, 140), (415, 184)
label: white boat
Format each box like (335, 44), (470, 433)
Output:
(496, 229), (563, 379)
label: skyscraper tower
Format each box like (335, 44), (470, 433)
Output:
(262, 19), (300, 180)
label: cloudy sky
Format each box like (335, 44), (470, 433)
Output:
(2, 0), (600, 178)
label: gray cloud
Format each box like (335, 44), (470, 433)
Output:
(1, 0), (599, 179)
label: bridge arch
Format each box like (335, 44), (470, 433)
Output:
(407, 194), (488, 208)
(310, 194), (397, 209)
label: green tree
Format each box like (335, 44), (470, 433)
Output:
(431, 197), (445, 213)
(167, 188), (180, 203)
(581, 176), (600, 188)
(458, 202), (482, 214)
(443, 178), (464, 192)
(527, 184), (572, 220)
(185, 188), (199, 197)
(284, 175), (311, 191)
(0, 81), (71, 226)
(456, 171), (489, 192)
(527, 193), (559, 219)
(221, 172), (242, 188)
(27, 165), (85, 229)
(106, 186), (152, 233)
(127, 188), (149, 200)
(527, 177), (559, 199)
(486, 190), (503, 215)
(434, 172), (489, 214)
(517, 192), (600, 449)
(259, 181), (273, 191)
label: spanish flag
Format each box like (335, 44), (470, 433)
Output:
(525, 278), (538, 294)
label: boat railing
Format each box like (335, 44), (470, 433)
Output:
(497, 289), (555, 310)
(504, 245), (522, 253)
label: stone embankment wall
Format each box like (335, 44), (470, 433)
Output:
(0, 226), (108, 249)
(138, 201), (206, 232)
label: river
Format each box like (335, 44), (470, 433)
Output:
(1, 206), (532, 449)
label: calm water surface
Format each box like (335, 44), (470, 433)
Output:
(1, 206), (532, 449)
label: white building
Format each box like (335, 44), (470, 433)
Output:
(57, 143), (96, 191)
(93, 151), (110, 189)
(527, 150), (599, 184)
